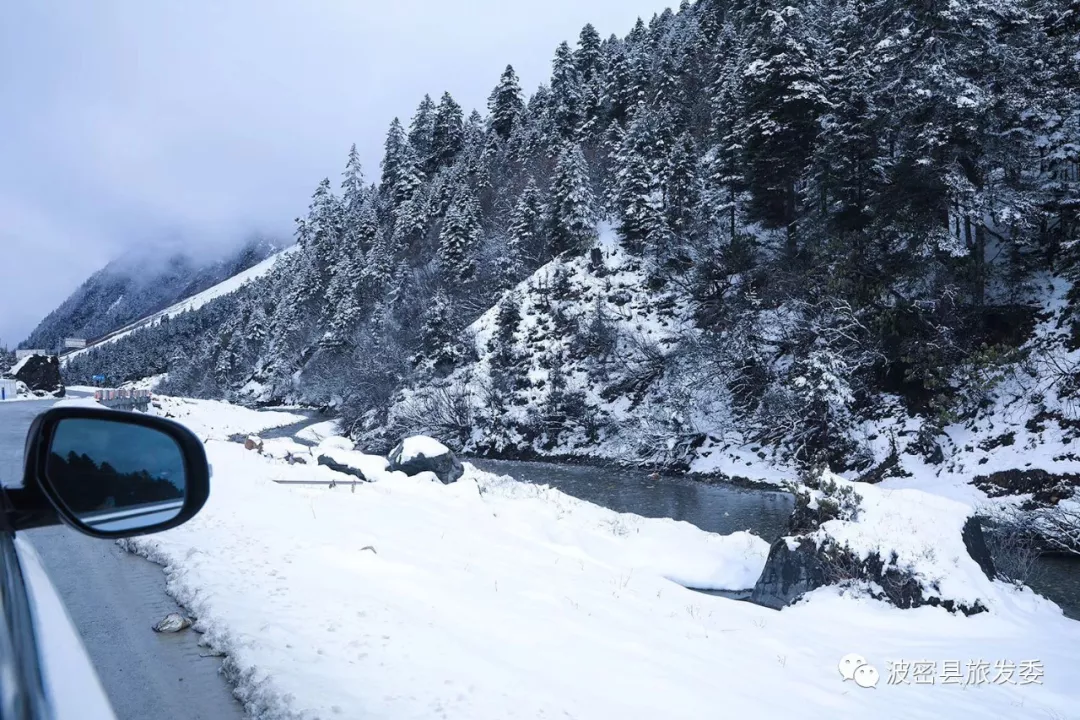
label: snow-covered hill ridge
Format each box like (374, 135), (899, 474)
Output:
(62, 246), (297, 364)
(389, 232), (1080, 506)
(387, 223), (710, 463)
(24, 237), (282, 353)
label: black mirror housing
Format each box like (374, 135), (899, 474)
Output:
(16, 407), (210, 538)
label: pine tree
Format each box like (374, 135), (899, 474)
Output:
(508, 178), (545, 264)
(811, 0), (885, 301)
(549, 42), (584, 143)
(575, 24), (603, 83)
(741, 6), (827, 251)
(360, 231), (395, 302)
(380, 118), (409, 201)
(341, 144), (365, 215)
(548, 143), (596, 256)
(489, 291), (522, 363)
(614, 113), (664, 254)
(418, 289), (460, 374)
(663, 132), (702, 248)
(707, 26), (748, 242)
(408, 94), (437, 174)
(439, 188), (481, 281)
(431, 92), (465, 172)
(488, 65), (525, 140)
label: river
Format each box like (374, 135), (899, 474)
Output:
(468, 457), (1080, 620)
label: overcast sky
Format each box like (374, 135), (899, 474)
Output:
(0, 0), (670, 347)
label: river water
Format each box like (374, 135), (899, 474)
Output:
(469, 457), (1080, 620)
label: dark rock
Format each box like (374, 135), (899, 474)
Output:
(971, 468), (1080, 506)
(748, 539), (827, 610)
(316, 455), (369, 483)
(961, 517), (996, 580)
(388, 438), (464, 484)
(6, 355), (65, 397)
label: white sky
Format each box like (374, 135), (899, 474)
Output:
(0, 0), (671, 346)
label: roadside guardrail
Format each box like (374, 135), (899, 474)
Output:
(94, 388), (152, 412)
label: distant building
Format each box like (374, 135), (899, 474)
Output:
(62, 338), (87, 349)
(15, 349), (46, 360)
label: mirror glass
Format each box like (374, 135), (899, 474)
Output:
(45, 418), (187, 533)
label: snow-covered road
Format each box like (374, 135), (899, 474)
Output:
(0, 396), (245, 720)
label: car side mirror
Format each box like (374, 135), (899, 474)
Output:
(21, 408), (210, 538)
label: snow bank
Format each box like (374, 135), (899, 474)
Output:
(123, 443), (1080, 719)
(295, 419), (340, 444)
(148, 395), (306, 440)
(51, 398), (104, 409)
(261, 438), (313, 462)
(120, 373), (168, 392)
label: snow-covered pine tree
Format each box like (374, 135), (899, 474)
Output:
(547, 143), (596, 257)
(408, 94), (437, 175)
(439, 187), (482, 282)
(431, 92), (465, 173)
(662, 132), (702, 255)
(549, 41), (584, 144)
(508, 178), (545, 265)
(741, 5), (827, 252)
(488, 65), (525, 141)
(614, 111), (664, 255)
(418, 289), (461, 375)
(706, 24), (747, 243)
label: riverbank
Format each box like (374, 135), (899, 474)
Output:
(464, 448), (787, 491)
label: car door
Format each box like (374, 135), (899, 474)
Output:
(0, 532), (116, 720)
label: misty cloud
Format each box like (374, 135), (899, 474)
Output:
(0, 0), (668, 346)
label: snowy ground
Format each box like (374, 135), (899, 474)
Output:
(150, 395), (306, 440)
(113, 396), (1080, 720)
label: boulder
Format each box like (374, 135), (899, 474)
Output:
(388, 436), (464, 484)
(748, 539), (827, 610)
(6, 355), (65, 397)
(244, 435), (264, 452)
(961, 517), (996, 581)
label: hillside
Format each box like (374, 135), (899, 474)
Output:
(60, 0), (1079, 487)
(22, 236), (282, 352)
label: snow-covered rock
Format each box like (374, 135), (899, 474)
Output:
(314, 437), (393, 483)
(295, 419), (340, 444)
(388, 435), (463, 484)
(6, 355), (65, 397)
(751, 471), (999, 615)
(261, 438), (313, 464)
(318, 436), (355, 453)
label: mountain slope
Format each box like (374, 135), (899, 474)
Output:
(61, 245), (298, 363)
(23, 237), (282, 352)
(57, 0), (1080, 487)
